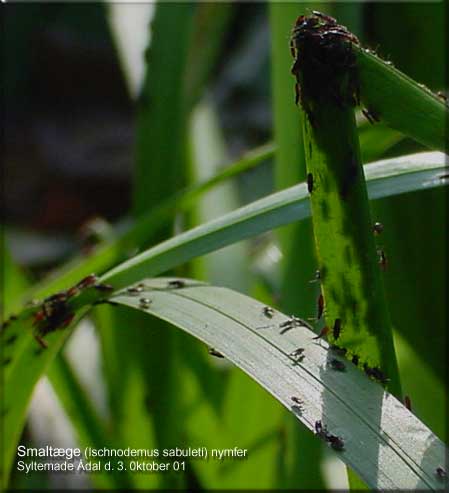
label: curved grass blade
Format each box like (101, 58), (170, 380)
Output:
(355, 46), (448, 152)
(109, 277), (447, 491)
(1, 152), (447, 484)
(102, 152), (447, 290)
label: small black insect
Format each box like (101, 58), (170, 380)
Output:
(127, 286), (143, 295)
(289, 348), (305, 363)
(329, 358), (346, 372)
(328, 434), (345, 451)
(378, 249), (388, 271)
(279, 316), (310, 334)
(139, 298), (151, 309)
(372, 222), (384, 235)
(351, 354), (359, 366)
(291, 396), (303, 407)
(263, 306), (275, 318)
(94, 283), (114, 292)
(404, 395), (412, 411)
(363, 364), (389, 384)
(332, 318), (342, 340)
(168, 280), (185, 289)
(208, 347), (224, 358)
(307, 173), (314, 193)
(362, 108), (380, 125)
(317, 293), (324, 320)
(314, 420), (328, 439)
(436, 466), (447, 480)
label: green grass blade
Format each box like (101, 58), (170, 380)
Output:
(133, 3), (196, 215)
(102, 152), (447, 291)
(295, 14), (401, 394)
(184, 3), (233, 109)
(355, 46), (448, 152)
(108, 277), (447, 491)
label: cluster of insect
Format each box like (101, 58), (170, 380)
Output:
(290, 11), (383, 127)
(0, 277), (195, 351)
(29, 275), (114, 348)
(275, 306), (445, 476)
(259, 282), (391, 384)
(124, 279), (188, 310)
(315, 420), (345, 451)
(290, 11), (361, 125)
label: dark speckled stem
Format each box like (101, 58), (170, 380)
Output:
(293, 13), (401, 396)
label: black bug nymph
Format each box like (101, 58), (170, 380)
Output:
(127, 286), (143, 295)
(314, 420), (327, 439)
(289, 348), (305, 363)
(378, 249), (388, 271)
(290, 396), (304, 411)
(279, 316), (312, 334)
(208, 347), (224, 358)
(139, 298), (151, 309)
(168, 280), (185, 289)
(307, 173), (314, 193)
(315, 420), (345, 451)
(328, 434), (345, 451)
(316, 293), (324, 320)
(332, 318), (342, 340)
(263, 306), (275, 318)
(363, 363), (389, 385)
(436, 466), (447, 480)
(372, 222), (384, 235)
(362, 108), (380, 125)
